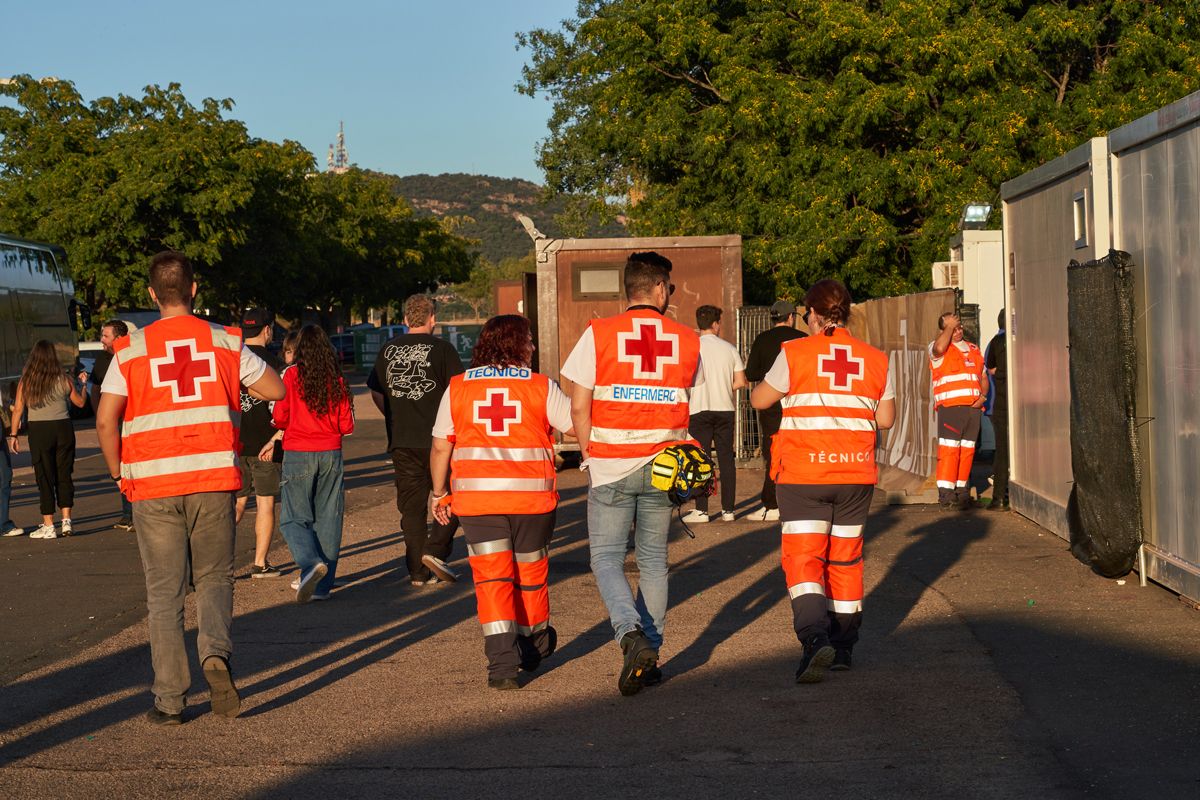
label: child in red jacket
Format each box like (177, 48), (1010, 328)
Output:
(273, 326), (355, 603)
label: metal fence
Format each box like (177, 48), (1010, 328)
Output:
(735, 306), (773, 465)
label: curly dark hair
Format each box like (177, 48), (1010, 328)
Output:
(294, 325), (348, 415)
(471, 315), (533, 368)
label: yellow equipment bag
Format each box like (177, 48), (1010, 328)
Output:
(650, 444), (716, 505)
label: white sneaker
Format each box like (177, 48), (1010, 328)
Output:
(290, 578), (300, 591)
(60, 518), (73, 536)
(681, 510), (710, 524)
(765, 508), (780, 521)
(747, 507), (781, 522)
(1, 525), (24, 537)
(720, 511), (736, 522)
(30, 524), (57, 539)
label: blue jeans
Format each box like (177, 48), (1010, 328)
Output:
(0, 447), (17, 533)
(587, 461), (673, 649)
(280, 449), (345, 596)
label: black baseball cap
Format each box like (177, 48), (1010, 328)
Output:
(241, 308), (271, 328)
(769, 300), (796, 319)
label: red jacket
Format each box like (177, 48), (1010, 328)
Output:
(272, 366), (354, 451)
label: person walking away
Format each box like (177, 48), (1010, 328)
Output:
(683, 305), (747, 523)
(751, 279), (894, 683)
(368, 294), (464, 586)
(430, 315), (573, 689)
(90, 320), (135, 530)
(562, 250), (703, 696)
(272, 325), (354, 603)
(985, 309), (1010, 511)
(0, 382), (25, 537)
(9, 341), (87, 538)
(96, 251), (284, 724)
(234, 309), (286, 578)
(744, 301), (806, 521)
(929, 312), (989, 510)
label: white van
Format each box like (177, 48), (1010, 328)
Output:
(0, 234), (88, 383)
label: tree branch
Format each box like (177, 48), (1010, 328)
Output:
(647, 63), (728, 103)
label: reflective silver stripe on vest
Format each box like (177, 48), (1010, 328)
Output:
(590, 426), (689, 444)
(468, 539), (513, 557)
(518, 621), (548, 636)
(514, 547), (549, 563)
(453, 478), (554, 493)
(122, 451), (238, 480)
(934, 388), (979, 404)
(781, 392), (877, 410)
(779, 416), (875, 432)
(782, 520), (829, 535)
(481, 620), (516, 636)
(932, 372), (978, 388)
(210, 326), (241, 352)
(831, 524), (864, 539)
(452, 447), (550, 463)
(827, 598), (863, 614)
(122, 405), (238, 437)
(116, 329), (149, 364)
(788, 581), (826, 600)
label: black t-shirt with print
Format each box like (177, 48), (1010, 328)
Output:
(367, 333), (464, 450)
(239, 344), (284, 453)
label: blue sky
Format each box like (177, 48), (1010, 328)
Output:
(2, 0), (577, 183)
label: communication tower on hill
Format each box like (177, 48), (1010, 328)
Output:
(327, 121), (349, 174)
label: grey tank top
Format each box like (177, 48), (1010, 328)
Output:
(27, 380), (70, 422)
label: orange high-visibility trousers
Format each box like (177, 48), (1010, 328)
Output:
(776, 484), (873, 649)
(462, 511), (555, 680)
(935, 405), (982, 504)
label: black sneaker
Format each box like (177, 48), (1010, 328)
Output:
(202, 655), (241, 718)
(488, 677), (520, 690)
(145, 706), (182, 726)
(643, 663), (663, 687)
(986, 499), (1009, 512)
(618, 629), (658, 697)
(830, 648), (853, 672)
(795, 634), (835, 684)
(518, 626), (557, 672)
(248, 563), (281, 579)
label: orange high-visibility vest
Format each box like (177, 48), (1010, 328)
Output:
(114, 315), (243, 501)
(772, 327), (890, 485)
(590, 309), (701, 460)
(930, 341), (982, 408)
(448, 366), (557, 517)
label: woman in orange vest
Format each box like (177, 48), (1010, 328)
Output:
(751, 280), (896, 684)
(430, 314), (573, 690)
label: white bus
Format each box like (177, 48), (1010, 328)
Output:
(0, 234), (88, 384)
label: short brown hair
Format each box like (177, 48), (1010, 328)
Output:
(696, 305), (722, 330)
(624, 251), (672, 301)
(404, 294), (435, 327)
(149, 251), (194, 307)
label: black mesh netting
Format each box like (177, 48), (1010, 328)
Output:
(1066, 250), (1143, 577)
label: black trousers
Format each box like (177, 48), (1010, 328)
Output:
(758, 407), (783, 510)
(689, 411), (736, 513)
(991, 406), (1010, 505)
(390, 447), (457, 581)
(28, 419), (75, 515)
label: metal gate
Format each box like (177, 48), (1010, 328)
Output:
(735, 306), (772, 465)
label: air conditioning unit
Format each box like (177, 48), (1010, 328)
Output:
(931, 261), (962, 289)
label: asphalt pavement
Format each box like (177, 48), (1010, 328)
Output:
(1, 385), (1197, 799)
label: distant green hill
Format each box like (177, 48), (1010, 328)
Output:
(377, 172), (626, 264)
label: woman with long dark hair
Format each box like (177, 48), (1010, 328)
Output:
(751, 280), (895, 683)
(272, 325), (355, 602)
(430, 314), (573, 689)
(8, 340), (87, 538)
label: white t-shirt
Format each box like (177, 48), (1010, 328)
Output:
(101, 342), (269, 397)
(689, 333), (745, 414)
(764, 346), (896, 400)
(927, 338), (974, 369)
(561, 324), (704, 487)
(431, 375), (573, 439)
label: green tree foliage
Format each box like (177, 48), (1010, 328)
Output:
(518, 1), (1200, 301)
(0, 77), (472, 320)
(449, 255), (535, 320)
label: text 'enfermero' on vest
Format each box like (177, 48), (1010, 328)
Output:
(596, 384), (685, 405)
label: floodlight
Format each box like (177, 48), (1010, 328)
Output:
(960, 202), (993, 230)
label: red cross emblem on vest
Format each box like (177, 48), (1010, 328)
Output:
(616, 317), (679, 380)
(150, 339), (218, 403)
(818, 344), (864, 391)
(474, 388), (521, 436)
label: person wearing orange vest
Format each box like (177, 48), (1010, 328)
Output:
(751, 279), (895, 684)
(96, 251), (285, 725)
(561, 251), (703, 697)
(429, 315), (573, 690)
(929, 312), (989, 510)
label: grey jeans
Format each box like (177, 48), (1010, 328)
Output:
(133, 492), (236, 714)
